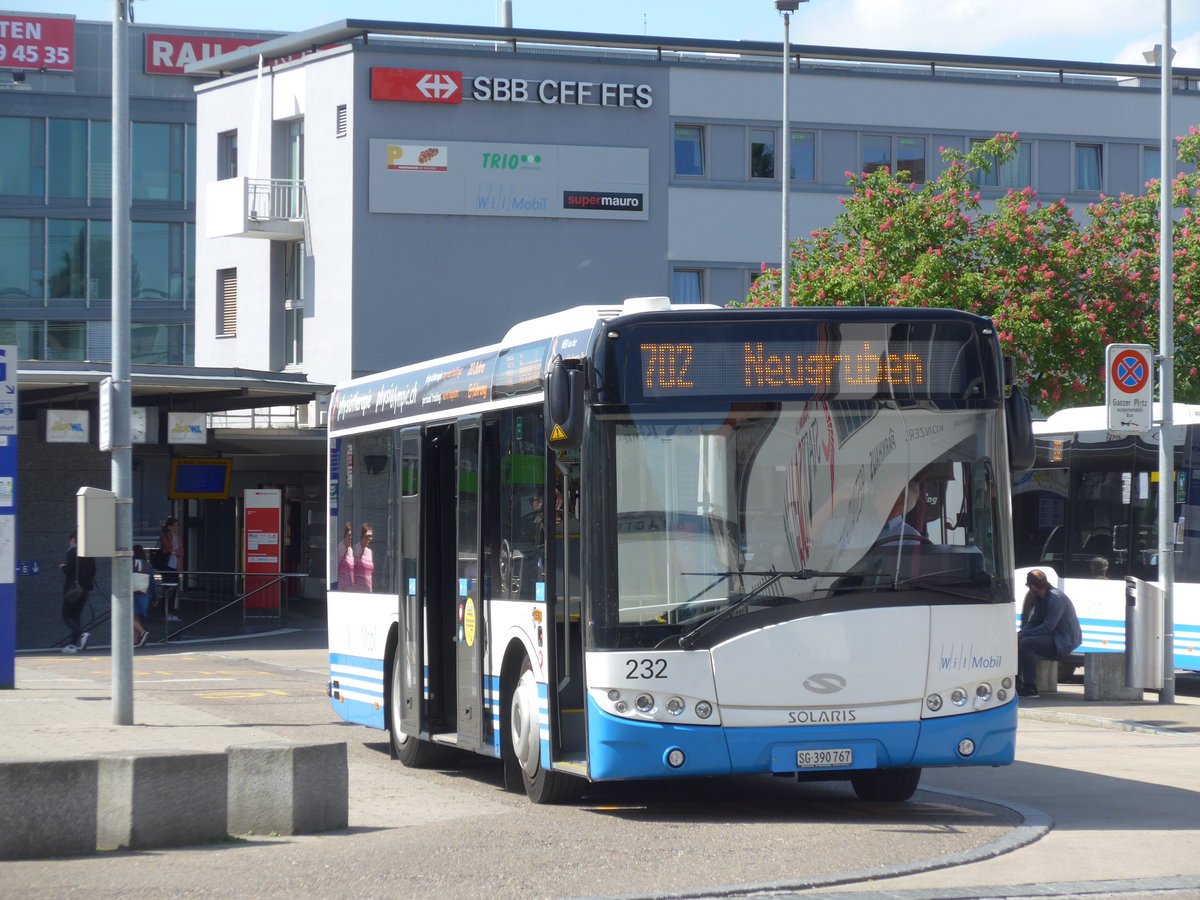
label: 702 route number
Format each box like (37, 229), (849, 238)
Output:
(625, 657), (667, 679)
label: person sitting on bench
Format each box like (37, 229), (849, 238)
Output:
(1017, 569), (1082, 699)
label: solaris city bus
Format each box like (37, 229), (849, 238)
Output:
(326, 297), (1034, 803)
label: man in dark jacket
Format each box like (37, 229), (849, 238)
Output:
(1017, 568), (1082, 698)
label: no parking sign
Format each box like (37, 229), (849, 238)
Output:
(1105, 343), (1153, 433)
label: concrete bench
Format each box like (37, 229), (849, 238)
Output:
(0, 759), (99, 859)
(97, 750), (228, 851)
(1035, 658), (1059, 694)
(227, 741), (348, 835)
(1084, 651), (1143, 701)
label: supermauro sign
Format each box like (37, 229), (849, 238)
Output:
(371, 67), (653, 108)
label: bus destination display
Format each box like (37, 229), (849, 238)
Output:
(638, 333), (974, 400)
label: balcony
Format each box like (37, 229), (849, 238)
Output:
(205, 177), (306, 241)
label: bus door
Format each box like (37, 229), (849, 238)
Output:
(454, 420), (484, 751)
(550, 455), (586, 758)
(422, 424), (457, 738)
(396, 429), (423, 741)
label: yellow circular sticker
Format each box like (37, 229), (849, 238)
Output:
(464, 597), (476, 647)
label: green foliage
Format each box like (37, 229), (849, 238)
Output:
(742, 132), (1200, 412)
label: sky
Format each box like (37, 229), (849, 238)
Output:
(17, 0), (1200, 68)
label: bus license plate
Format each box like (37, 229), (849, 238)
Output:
(796, 748), (853, 768)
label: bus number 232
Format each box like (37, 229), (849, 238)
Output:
(625, 657), (668, 679)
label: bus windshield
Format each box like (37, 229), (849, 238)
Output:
(598, 402), (1008, 649)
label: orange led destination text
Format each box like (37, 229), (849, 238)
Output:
(744, 341), (924, 388)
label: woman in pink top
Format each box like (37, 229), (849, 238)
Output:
(353, 523), (374, 592)
(337, 522), (355, 590)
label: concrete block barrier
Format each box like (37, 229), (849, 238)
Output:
(1084, 652), (1143, 701)
(0, 759), (99, 859)
(227, 741), (348, 835)
(97, 750), (229, 851)
(1035, 659), (1059, 694)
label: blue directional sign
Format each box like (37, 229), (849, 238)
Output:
(16, 560), (40, 577)
(0, 345), (16, 437)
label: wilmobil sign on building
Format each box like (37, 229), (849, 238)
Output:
(1105, 343), (1154, 434)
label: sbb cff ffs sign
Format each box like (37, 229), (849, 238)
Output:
(0, 14), (74, 71)
(1105, 343), (1154, 434)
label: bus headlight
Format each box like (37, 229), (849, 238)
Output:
(1002, 676), (1013, 691)
(666, 697), (685, 716)
(976, 683), (992, 701)
(925, 693), (943, 712)
(957, 738), (976, 757)
(635, 693), (655, 713)
(607, 689), (620, 702)
(695, 701), (713, 719)
(951, 688), (968, 706)
(615, 700), (629, 713)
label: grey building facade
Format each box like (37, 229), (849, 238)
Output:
(191, 21), (1200, 387)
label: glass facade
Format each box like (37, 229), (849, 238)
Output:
(0, 113), (196, 363)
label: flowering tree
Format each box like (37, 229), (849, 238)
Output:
(743, 132), (1200, 412)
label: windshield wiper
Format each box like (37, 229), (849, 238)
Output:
(887, 575), (993, 602)
(675, 569), (853, 650)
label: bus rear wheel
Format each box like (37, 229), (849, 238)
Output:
(389, 649), (444, 768)
(850, 767), (921, 802)
(509, 657), (580, 804)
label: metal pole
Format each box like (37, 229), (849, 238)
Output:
(111, 0), (134, 724)
(1157, 0), (1176, 704)
(780, 9), (791, 308)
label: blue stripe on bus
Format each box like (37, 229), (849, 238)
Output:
(585, 695), (1016, 781)
(329, 653), (385, 730)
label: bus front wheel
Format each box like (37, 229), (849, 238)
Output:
(389, 649), (444, 768)
(850, 767), (921, 802)
(509, 657), (580, 804)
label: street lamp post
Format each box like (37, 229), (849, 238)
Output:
(776, 1), (806, 307)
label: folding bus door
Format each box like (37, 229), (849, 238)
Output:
(454, 420), (484, 751)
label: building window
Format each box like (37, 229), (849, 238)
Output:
(863, 134), (926, 183)
(217, 268), (237, 336)
(132, 221), (184, 299)
(89, 219), (112, 300)
(750, 128), (775, 179)
(790, 130), (815, 181)
(672, 269), (703, 304)
(47, 219), (86, 299)
(132, 121), (185, 203)
(284, 241), (305, 366)
(1075, 143), (1103, 191)
(89, 120), (112, 202)
(970, 139), (1032, 189)
(336, 105), (348, 139)
(1142, 146), (1161, 187)
(674, 125), (704, 177)
(132, 322), (192, 366)
(0, 217), (44, 300)
(0, 321), (46, 360)
(48, 119), (87, 200)
(45, 322), (86, 361)
(218, 130), (238, 180)
(0, 116), (45, 199)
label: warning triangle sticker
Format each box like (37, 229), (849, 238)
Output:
(550, 424), (568, 442)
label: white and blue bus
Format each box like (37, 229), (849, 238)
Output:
(1012, 404), (1200, 673)
(326, 297), (1032, 803)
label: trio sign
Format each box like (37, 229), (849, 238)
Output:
(1105, 343), (1154, 433)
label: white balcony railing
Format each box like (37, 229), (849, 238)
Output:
(248, 178), (306, 222)
(205, 177), (306, 241)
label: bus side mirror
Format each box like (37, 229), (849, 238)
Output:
(546, 355), (585, 451)
(1005, 384), (1035, 472)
